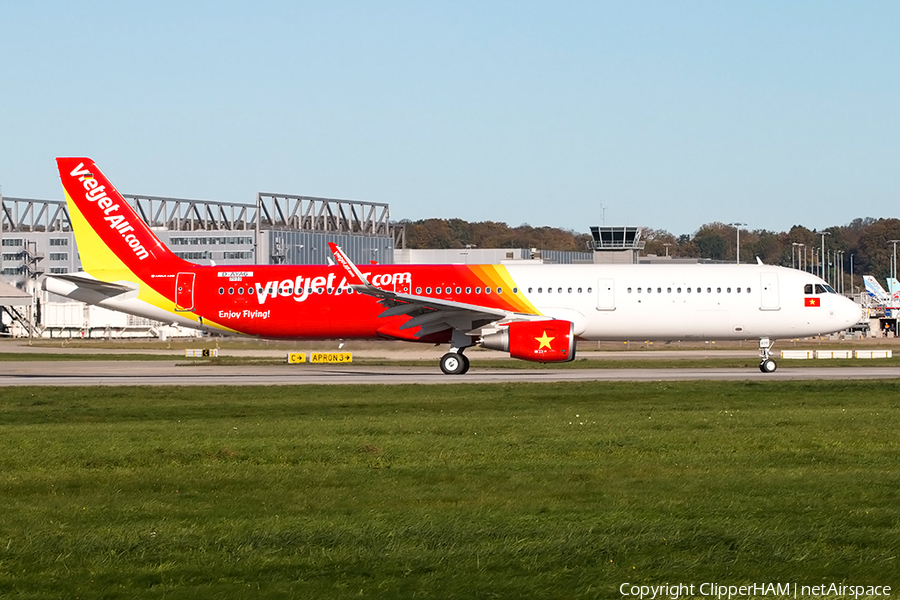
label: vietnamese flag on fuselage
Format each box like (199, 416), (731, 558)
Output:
(804, 297), (820, 307)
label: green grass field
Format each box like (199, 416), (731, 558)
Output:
(0, 382), (897, 599)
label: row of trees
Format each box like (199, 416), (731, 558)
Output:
(400, 217), (900, 290)
(642, 218), (900, 289)
(401, 219), (591, 252)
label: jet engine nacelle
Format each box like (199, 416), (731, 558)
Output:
(480, 319), (576, 363)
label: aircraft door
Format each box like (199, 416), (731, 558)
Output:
(175, 272), (195, 311)
(597, 279), (615, 311)
(759, 272), (780, 311)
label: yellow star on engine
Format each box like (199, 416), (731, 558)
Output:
(535, 331), (554, 350)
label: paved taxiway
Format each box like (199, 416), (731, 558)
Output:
(2, 360), (900, 385)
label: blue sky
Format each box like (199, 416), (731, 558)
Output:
(1, 1), (898, 236)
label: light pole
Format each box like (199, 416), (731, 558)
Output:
(791, 242), (802, 269)
(850, 254), (855, 293)
(837, 250), (844, 293)
(731, 222), (747, 265)
(818, 232), (830, 280)
(889, 240), (900, 282)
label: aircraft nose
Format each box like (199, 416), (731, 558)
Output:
(839, 297), (862, 326)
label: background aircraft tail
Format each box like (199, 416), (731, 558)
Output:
(887, 277), (900, 299)
(56, 157), (188, 281)
(863, 275), (890, 303)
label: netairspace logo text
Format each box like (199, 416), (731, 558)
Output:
(619, 582), (892, 599)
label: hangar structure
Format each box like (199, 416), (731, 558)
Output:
(0, 191), (397, 337)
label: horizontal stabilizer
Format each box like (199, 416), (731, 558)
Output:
(46, 273), (137, 297)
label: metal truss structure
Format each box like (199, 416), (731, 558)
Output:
(1, 197), (71, 233)
(256, 193), (391, 237)
(128, 195), (257, 231)
(1, 193), (395, 238)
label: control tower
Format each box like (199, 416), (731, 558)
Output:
(589, 226), (644, 264)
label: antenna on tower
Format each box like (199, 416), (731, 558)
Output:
(600, 203), (607, 226)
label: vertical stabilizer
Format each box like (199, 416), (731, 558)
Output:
(887, 277), (900, 299)
(56, 157), (188, 281)
(863, 275), (891, 303)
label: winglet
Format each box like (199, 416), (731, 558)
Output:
(328, 242), (369, 288)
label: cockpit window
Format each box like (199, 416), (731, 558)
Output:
(806, 283), (837, 294)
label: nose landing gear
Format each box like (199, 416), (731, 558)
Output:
(758, 338), (777, 373)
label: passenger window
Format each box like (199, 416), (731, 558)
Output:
(578, 287), (583, 293)
(416, 287), (421, 294)
(426, 287), (432, 294)
(228, 287), (234, 295)
(657, 287), (662, 293)
(747, 287), (751, 293)
(538, 287), (542, 293)
(557, 288), (562, 294)
(477, 287), (482, 294)
(717, 287), (721, 293)
(218, 287), (224, 295)
(727, 287), (732, 293)
(455, 287), (461, 294)
(548, 287), (553, 294)
(497, 288), (502, 294)
(737, 287), (741, 293)
(707, 287), (711, 293)
(637, 287), (642, 293)
(466, 287), (471, 294)
(567, 287), (572, 293)
(587, 287), (592, 293)
(687, 288), (691, 293)
(627, 287), (632, 293)
(677, 287), (682, 293)
(667, 287), (672, 293)
(238, 287), (244, 295)
(513, 287), (518, 294)
(485, 287), (491, 294)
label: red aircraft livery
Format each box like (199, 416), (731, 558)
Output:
(47, 157), (861, 374)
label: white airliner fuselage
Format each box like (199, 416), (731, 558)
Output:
(503, 263), (859, 341)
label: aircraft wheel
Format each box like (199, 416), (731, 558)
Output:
(440, 352), (466, 375)
(459, 354), (470, 374)
(759, 359), (777, 373)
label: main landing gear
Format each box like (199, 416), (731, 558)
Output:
(440, 330), (474, 375)
(440, 351), (470, 375)
(758, 338), (777, 373)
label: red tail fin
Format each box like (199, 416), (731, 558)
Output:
(56, 157), (188, 276)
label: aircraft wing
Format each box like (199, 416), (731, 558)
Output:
(328, 243), (539, 338)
